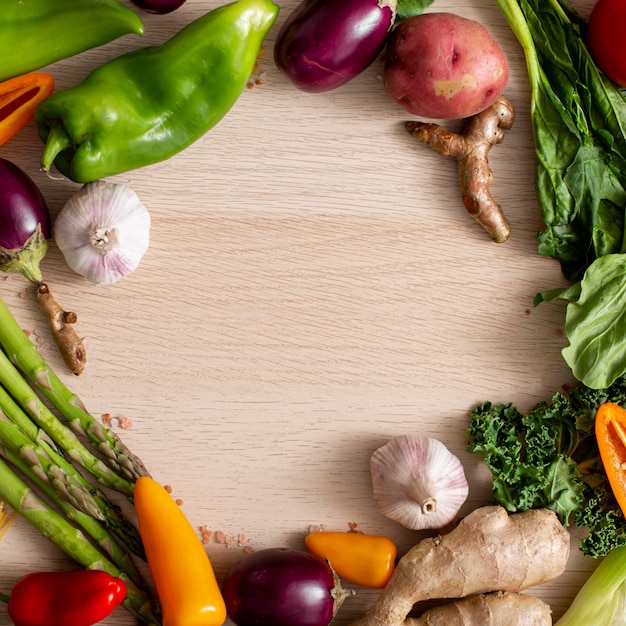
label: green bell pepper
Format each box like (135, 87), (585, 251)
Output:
(36, 0), (279, 183)
(0, 0), (144, 82)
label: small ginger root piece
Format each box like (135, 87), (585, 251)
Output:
(348, 506), (569, 626)
(35, 283), (87, 376)
(407, 591), (552, 626)
(405, 96), (515, 244)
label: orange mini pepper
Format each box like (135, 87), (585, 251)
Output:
(0, 73), (54, 147)
(596, 402), (626, 516)
(304, 531), (397, 588)
(134, 477), (227, 626)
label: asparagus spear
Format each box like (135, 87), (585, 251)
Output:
(0, 296), (149, 481)
(0, 346), (134, 496)
(0, 383), (145, 558)
(0, 456), (160, 625)
(0, 445), (145, 589)
(0, 416), (103, 519)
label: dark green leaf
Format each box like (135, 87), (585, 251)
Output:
(396, 0), (434, 21)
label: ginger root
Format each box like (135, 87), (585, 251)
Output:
(407, 591), (552, 626)
(35, 283), (87, 376)
(348, 506), (570, 626)
(405, 96), (515, 244)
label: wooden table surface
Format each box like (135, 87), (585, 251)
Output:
(0, 0), (599, 623)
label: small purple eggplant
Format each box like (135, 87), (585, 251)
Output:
(0, 159), (87, 375)
(222, 548), (354, 626)
(274, 0), (397, 93)
(129, 0), (187, 13)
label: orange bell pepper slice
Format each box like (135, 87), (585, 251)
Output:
(304, 531), (397, 588)
(0, 72), (54, 147)
(596, 402), (626, 516)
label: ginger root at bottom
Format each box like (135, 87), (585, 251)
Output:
(348, 506), (570, 626)
(405, 96), (515, 244)
(408, 591), (552, 626)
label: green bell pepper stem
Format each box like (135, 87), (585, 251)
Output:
(40, 124), (73, 176)
(0, 0), (144, 82)
(36, 0), (280, 183)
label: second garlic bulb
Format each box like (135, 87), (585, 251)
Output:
(54, 180), (151, 286)
(370, 435), (469, 530)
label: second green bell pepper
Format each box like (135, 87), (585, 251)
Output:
(0, 0), (144, 82)
(36, 0), (279, 183)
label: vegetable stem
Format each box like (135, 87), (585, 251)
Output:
(556, 545), (626, 625)
(40, 122), (73, 174)
(494, 0), (542, 103)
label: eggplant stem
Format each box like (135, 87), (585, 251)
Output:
(35, 284), (87, 376)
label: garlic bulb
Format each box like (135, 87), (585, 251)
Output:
(54, 180), (151, 286)
(370, 435), (469, 530)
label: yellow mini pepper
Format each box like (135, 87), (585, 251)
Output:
(304, 531), (397, 588)
(134, 477), (227, 626)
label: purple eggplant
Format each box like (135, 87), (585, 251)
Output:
(0, 159), (51, 280)
(274, 0), (397, 93)
(222, 548), (354, 626)
(0, 159), (87, 375)
(129, 0), (187, 13)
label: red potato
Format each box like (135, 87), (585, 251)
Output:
(384, 13), (509, 119)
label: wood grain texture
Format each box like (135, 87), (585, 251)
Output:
(0, 0), (597, 623)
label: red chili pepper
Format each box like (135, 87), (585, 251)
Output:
(6, 570), (127, 626)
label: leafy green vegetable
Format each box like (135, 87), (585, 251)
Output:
(497, 0), (626, 282)
(536, 254), (626, 389)
(396, 0), (435, 22)
(467, 378), (626, 557)
(555, 544), (626, 625)
(496, 0), (626, 389)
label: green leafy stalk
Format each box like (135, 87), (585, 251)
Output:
(496, 0), (626, 280)
(496, 0), (626, 389)
(467, 377), (626, 557)
(0, 346), (134, 497)
(556, 545), (626, 625)
(0, 383), (145, 558)
(0, 296), (149, 481)
(0, 456), (160, 625)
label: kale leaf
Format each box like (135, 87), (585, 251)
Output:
(467, 377), (626, 557)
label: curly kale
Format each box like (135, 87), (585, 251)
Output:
(467, 377), (626, 557)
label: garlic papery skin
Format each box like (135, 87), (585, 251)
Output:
(370, 435), (469, 530)
(54, 180), (151, 286)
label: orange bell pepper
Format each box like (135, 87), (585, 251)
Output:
(134, 477), (227, 626)
(0, 72), (54, 147)
(304, 531), (397, 588)
(596, 402), (626, 516)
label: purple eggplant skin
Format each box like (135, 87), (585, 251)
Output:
(129, 0), (187, 14)
(274, 0), (397, 93)
(0, 158), (50, 251)
(222, 548), (350, 626)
